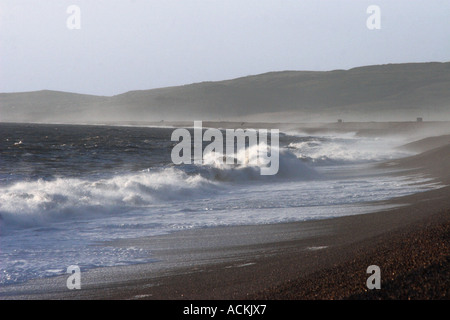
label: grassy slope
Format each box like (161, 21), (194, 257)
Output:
(1, 62), (449, 123)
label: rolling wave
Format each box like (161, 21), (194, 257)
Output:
(0, 147), (318, 229)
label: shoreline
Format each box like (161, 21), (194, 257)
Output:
(4, 185), (446, 300)
(110, 186), (450, 300)
(0, 127), (449, 300)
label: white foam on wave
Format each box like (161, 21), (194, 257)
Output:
(0, 146), (319, 230)
(200, 143), (319, 181)
(288, 134), (413, 165)
(0, 168), (219, 229)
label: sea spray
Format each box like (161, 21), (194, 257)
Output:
(0, 123), (442, 286)
(171, 121), (280, 175)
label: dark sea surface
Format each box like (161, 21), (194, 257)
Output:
(0, 123), (175, 184)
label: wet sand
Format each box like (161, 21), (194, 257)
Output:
(1, 124), (449, 300)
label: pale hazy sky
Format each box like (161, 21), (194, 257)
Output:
(1, 0), (449, 96)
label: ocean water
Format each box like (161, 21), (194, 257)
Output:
(0, 123), (441, 285)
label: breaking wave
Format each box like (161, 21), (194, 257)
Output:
(0, 147), (317, 229)
(199, 143), (319, 181)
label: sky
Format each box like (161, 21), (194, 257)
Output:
(1, 0), (449, 96)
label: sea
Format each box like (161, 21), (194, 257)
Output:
(0, 122), (441, 285)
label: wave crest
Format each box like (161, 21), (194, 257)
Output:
(200, 144), (318, 181)
(0, 168), (217, 229)
(0, 145), (318, 229)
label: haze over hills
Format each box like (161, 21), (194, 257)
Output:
(1, 62), (449, 124)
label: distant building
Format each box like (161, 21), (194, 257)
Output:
(416, 117), (423, 122)
(337, 119), (343, 123)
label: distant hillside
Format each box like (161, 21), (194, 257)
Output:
(0, 90), (109, 123)
(1, 62), (450, 123)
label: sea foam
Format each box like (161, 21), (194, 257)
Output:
(0, 168), (216, 229)
(0, 147), (317, 230)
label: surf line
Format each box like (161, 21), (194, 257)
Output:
(171, 121), (279, 175)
